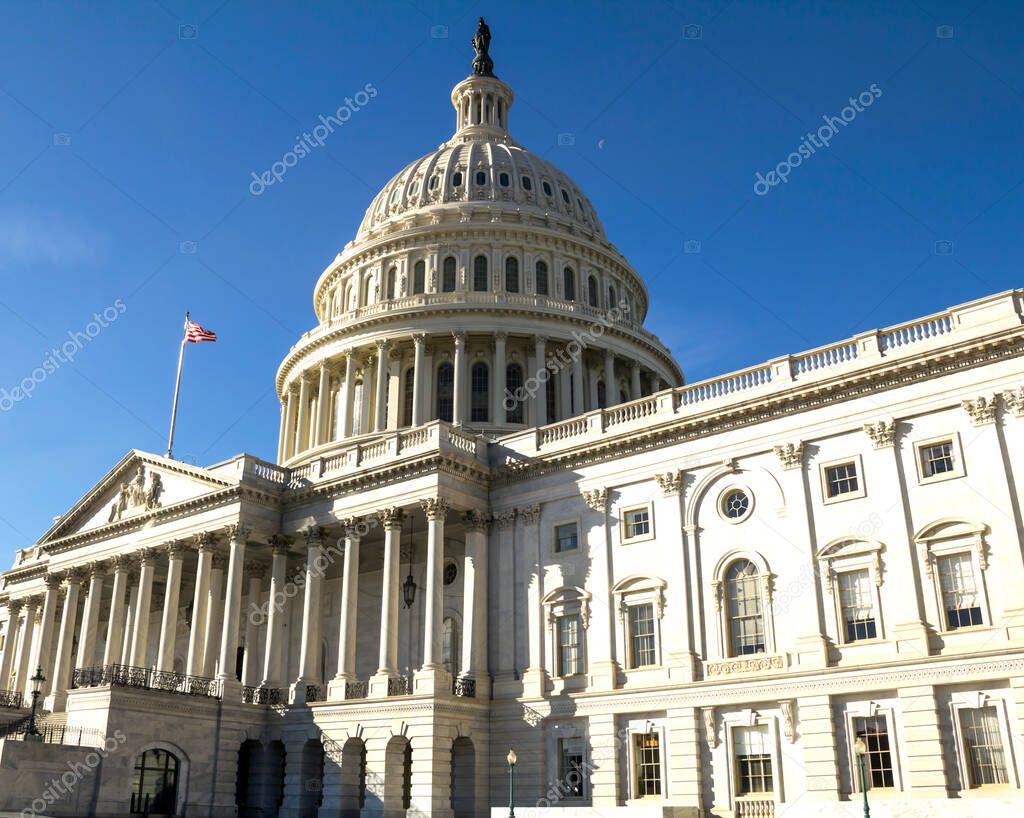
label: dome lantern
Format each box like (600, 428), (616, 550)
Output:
(451, 19), (514, 143)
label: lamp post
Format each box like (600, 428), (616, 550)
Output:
(506, 747), (517, 818)
(854, 736), (871, 818)
(27, 664), (46, 738)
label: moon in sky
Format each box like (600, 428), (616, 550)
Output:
(597, 139), (606, 149)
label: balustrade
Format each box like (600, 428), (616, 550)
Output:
(70, 664), (223, 700)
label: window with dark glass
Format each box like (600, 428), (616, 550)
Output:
(436, 364), (454, 422)
(473, 255), (488, 291)
(960, 706), (1009, 787)
(558, 737), (586, 799)
(535, 260), (549, 295)
(826, 462), (860, 497)
(413, 260), (425, 294)
(386, 267), (397, 300)
(633, 732), (662, 797)
(505, 257), (519, 292)
(542, 180), (553, 196)
(557, 614), (583, 676)
(555, 522), (578, 553)
(938, 553), (983, 629)
(587, 276), (599, 307)
(920, 440), (955, 478)
(402, 368), (415, 427)
(505, 364), (524, 424)
(475, 170), (487, 186)
(442, 256), (457, 292)
(561, 188), (571, 204)
(838, 569), (877, 641)
(451, 171), (463, 188)
(628, 603), (656, 668)
(852, 716), (895, 789)
(521, 175), (533, 191)
(470, 362), (489, 422)
(499, 172), (510, 187)
(734, 726), (773, 796)
(546, 375), (557, 422)
(563, 267), (576, 301)
(132, 748), (179, 815)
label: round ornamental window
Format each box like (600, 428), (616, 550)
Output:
(721, 489), (751, 522)
(443, 560), (458, 585)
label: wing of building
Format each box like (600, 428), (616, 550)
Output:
(2, 22), (1024, 818)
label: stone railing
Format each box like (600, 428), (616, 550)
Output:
(734, 799), (775, 817)
(0, 689), (24, 709)
(70, 664), (222, 700)
(496, 289), (1024, 462)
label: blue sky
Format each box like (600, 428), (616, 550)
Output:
(1, 0), (1021, 559)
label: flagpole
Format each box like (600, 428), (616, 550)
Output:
(166, 311), (189, 459)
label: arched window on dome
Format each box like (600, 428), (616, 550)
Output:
(473, 255), (488, 292)
(497, 98), (504, 127)
(505, 364), (524, 424)
(413, 261), (425, 295)
(362, 276), (373, 307)
(535, 260), (549, 295)
(386, 267), (397, 300)
(442, 257), (457, 292)
(470, 362), (489, 423)
(402, 368), (415, 427)
(436, 364), (454, 423)
(563, 267), (576, 302)
(475, 170), (487, 186)
(343, 282), (352, 312)
(725, 559), (766, 657)
(505, 257), (519, 293)
(587, 275), (599, 307)
(597, 381), (607, 409)
(351, 380), (365, 435)
(608, 284), (617, 308)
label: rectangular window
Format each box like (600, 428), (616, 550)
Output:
(555, 522), (579, 553)
(624, 507), (650, 540)
(557, 615), (583, 677)
(628, 604), (656, 668)
(633, 732), (662, 797)
(960, 706), (1008, 787)
(734, 725), (773, 795)
(920, 440), (955, 478)
(558, 737), (586, 799)
(938, 553), (983, 629)
(852, 715), (895, 789)
(825, 461), (860, 497)
(838, 569), (877, 642)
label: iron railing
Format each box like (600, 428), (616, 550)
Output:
(1, 719), (105, 746)
(242, 685), (284, 705)
(70, 664), (222, 700)
(0, 689), (24, 709)
(387, 675), (411, 696)
(305, 684), (324, 702)
(345, 680), (368, 699)
(452, 677), (476, 698)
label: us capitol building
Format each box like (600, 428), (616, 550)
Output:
(2, 21), (1024, 818)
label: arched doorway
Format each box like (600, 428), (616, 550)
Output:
(131, 748), (179, 815)
(451, 737), (476, 818)
(384, 735), (412, 814)
(340, 737), (367, 818)
(298, 739), (325, 816)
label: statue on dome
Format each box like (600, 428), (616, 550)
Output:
(471, 17), (494, 77)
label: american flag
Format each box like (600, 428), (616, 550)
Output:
(184, 319), (217, 343)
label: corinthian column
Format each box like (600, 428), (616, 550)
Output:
(338, 350), (356, 437)
(76, 563), (105, 670)
(261, 536), (290, 690)
(375, 340), (390, 432)
(415, 498), (448, 694)
(492, 332), (507, 424)
(330, 519), (364, 700)
(412, 334), (426, 425)
(0, 600), (23, 690)
(533, 336), (548, 426)
(202, 553), (227, 676)
(46, 570), (85, 711)
(102, 556), (130, 666)
(14, 596), (39, 694)
(604, 349), (617, 407)
(218, 524), (250, 690)
(461, 510), (489, 697)
(295, 376), (312, 454)
(32, 575), (61, 696)
(129, 549), (157, 667)
(241, 560), (266, 687)
(291, 525), (325, 703)
(452, 331), (466, 424)
(157, 542), (186, 672)
(314, 361), (331, 446)
(186, 533), (216, 676)
(370, 510), (403, 696)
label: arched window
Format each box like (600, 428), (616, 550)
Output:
(588, 275), (599, 307)
(597, 381), (607, 409)
(351, 381), (365, 435)
(413, 261), (425, 295)
(563, 267), (576, 301)
(342, 282), (352, 311)
(386, 267), (397, 300)
(442, 256), (457, 292)
(535, 260), (549, 295)
(505, 364), (524, 424)
(470, 362), (489, 422)
(505, 257), (519, 292)
(442, 616), (460, 675)
(402, 368), (415, 427)
(132, 748), (179, 815)
(726, 560), (766, 656)
(608, 284), (617, 307)
(437, 364), (454, 422)
(473, 255), (488, 291)
(362, 276), (373, 306)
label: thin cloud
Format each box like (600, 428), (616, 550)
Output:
(0, 208), (107, 267)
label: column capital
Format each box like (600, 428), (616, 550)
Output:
(268, 534), (292, 555)
(225, 523), (252, 543)
(66, 566), (89, 586)
(655, 471), (684, 497)
(773, 441), (804, 470)
(164, 540), (189, 558)
(461, 509), (490, 532)
(245, 560), (267, 581)
(493, 509), (516, 530)
(535, 335), (548, 346)
(519, 504), (541, 526)
(138, 547), (160, 567)
(109, 553), (134, 572)
(412, 332), (427, 346)
(6, 599), (24, 615)
(375, 338), (390, 352)
(420, 497), (449, 521)
(211, 552), (229, 572)
(192, 531), (220, 552)
(342, 347), (357, 361)
(494, 331), (508, 343)
(1004, 385), (1024, 417)
(582, 489), (607, 512)
(863, 419), (897, 448)
(304, 524), (327, 547)
(452, 330), (466, 346)
(962, 393), (999, 426)
(379, 508), (407, 529)
(44, 573), (62, 591)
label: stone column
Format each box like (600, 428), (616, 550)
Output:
(295, 376), (312, 454)
(283, 387), (298, 461)
(370, 510), (403, 696)
(533, 336), (548, 426)
(338, 350), (356, 438)
(415, 498), (448, 694)
(186, 533), (216, 676)
(314, 361), (331, 447)
(0, 600), (23, 689)
(291, 525), (325, 703)
(13, 596), (39, 694)
(203, 553), (227, 676)
(519, 505), (547, 697)
(261, 536), (290, 689)
(120, 574), (139, 666)
(604, 349), (617, 406)
(45, 570), (85, 710)
(655, 471), (696, 680)
(375, 340), (390, 431)
(241, 560), (265, 687)
(412, 333), (426, 425)
(492, 332), (507, 424)
(218, 524), (250, 692)
(631, 362), (642, 399)
(571, 349), (585, 415)
(588, 363), (599, 410)
(102, 556), (130, 666)
(75, 564), (105, 670)
(491, 511), (517, 694)
(32, 575), (61, 695)
(452, 331), (466, 424)
(129, 549), (157, 667)
(327, 522), (364, 700)
(582, 490), (616, 690)
(157, 542), (186, 672)
(461, 511), (489, 696)
(277, 400), (287, 463)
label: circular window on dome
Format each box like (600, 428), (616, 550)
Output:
(443, 559), (458, 586)
(718, 487), (753, 523)
(521, 175), (533, 191)
(475, 170), (487, 185)
(499, 172), (510, 187)
(451, 171), (463, 187)
(542, 180), (553, 197)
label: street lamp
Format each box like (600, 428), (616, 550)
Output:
(854, 736), (871, 817)
(506, 747), (517, 818)
(27, 664), (46, 738)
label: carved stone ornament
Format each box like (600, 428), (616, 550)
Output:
(705, 655), (785, 676)
(420, 497), (449, 521)
(379, 508), (407, 529)
(862, 419), (897, 449)
(780, 699), (797, 743)
(773, 442), (804, 471)
(245, 560), (267, 581)
(493, 510), (516, 530)
(1003, 386), (1024, 418)
(655, 471), (683, 497)
(518, 504), (541, 526)
(193, 531), (218, 552)
(225, 523), (252, 543)
(461, 509), (490, 532)
(304, 525), (326, 546)
(962, 394), (999, 426)
(108, 464), (164, 522)
(582, 489), (607, 512)
(702, 707), (718, 749)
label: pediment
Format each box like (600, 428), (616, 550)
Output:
(39, 450), (237, 544)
